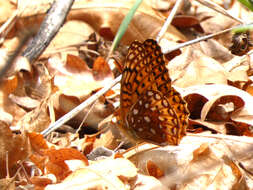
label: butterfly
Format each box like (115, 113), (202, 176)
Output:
(119, 39), (189, 146)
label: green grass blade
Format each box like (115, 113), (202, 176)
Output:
(231, 23), (253, 33)
(109, 0), (143, 54)
(237, 0), (253, 11)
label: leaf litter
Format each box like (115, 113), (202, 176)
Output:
(1, 0), (253, 189)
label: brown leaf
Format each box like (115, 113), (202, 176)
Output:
(187, 119), (221, 134)
(183, 84), (253, 127)
(13, 0), (186, 46)
(30, 176), (53, 188)
(171, 15), (204, 33)
(0, 1), (16, 22)
(229, 32), (252, 56)
(92, 57), (114, 81)
(0, 177), (15, 190)
(184, 93), (208, 119)
(204, 95), (244, 122)
(66, 54), (91, 72)
(82, 135), (96, 155)
(225, 121), (253, 137)
(43, 148), (88, 165)
(28, 147), (89, 181)
(0, 121), (29, 178)
(9, 63), (52, 110)
(29, 154), (47, 174)
(42, 20), (94, 59)
(27, 132), (49, 154)
(146, 160), (164, 179)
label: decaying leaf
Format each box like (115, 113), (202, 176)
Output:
(0, 121), (29, 178)
(2, 0), (253, 189)
(28, 132), (89, 181)
(181, 84), (253, 136)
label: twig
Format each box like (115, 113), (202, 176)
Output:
(41, 75), (122, 137)
(195, 0), (244, 24)
(22, 0), (74, 63)
(163, 25), (239, 54)
(156, 0), (184, 42)
(0, 10), (19, 44)
(188, 133), (253, 144)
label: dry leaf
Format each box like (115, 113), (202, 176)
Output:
(202, 95), (244, 122)
(0, 121), (29, 178)
(146, 160), (164, 179)
(169, 47), (227, 87)
(183, 84), (253, 126)
(8, 0), (186, 46)
(52, 55), (114, 99)
(45, 158), (137, 190)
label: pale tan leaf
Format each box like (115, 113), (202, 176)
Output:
(45, 158), (137, 190)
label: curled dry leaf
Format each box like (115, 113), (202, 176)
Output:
(17, 99), (52, 132)
(6, 63), (53, 131)
(199, 39), (234, 63)
(202, 95), (244, 122)
(43, 148), (88, 165)
(71, 0), (187, 43)
(30, 176), (54, 188)
(134, 173), (167, 190)
(188, 119), (226, 134)
(27, 132), (49, 153)
(181, 84), (253, 135)
(82, 135), (96, 155)
(184, 93), (208, 119)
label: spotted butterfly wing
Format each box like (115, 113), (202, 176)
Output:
(120, 39), (189, 145)
(127, 90), (181, 145)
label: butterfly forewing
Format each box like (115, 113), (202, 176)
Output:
(121, 41), (155, 120)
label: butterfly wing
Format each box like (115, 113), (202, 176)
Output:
(120, 39), (189, 145)
(127, 90), (182, 145)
